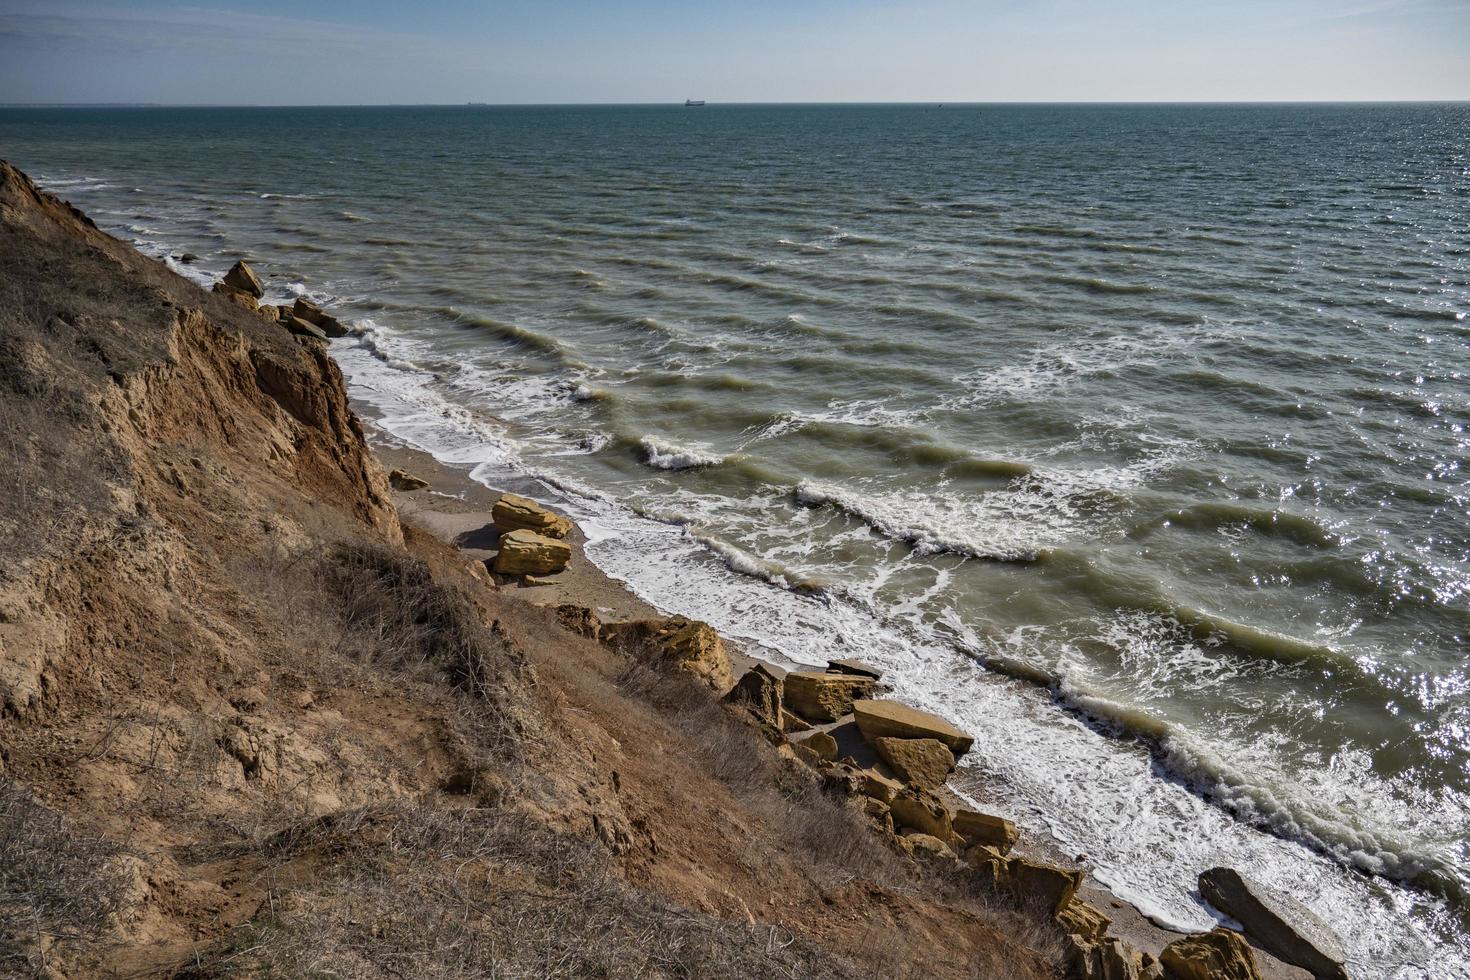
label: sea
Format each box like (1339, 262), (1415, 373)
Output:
(2, 103), (1466, 977)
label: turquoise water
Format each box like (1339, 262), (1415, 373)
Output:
(3, 103), (1468, 975)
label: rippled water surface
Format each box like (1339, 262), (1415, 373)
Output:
(4, 103), (1468, 976)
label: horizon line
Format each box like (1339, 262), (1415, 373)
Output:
(3, 99), (1468, 109)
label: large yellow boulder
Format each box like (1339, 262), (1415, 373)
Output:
(1160, 929), (1261, 980)
(493, 492), (573, 539)
(872, 736), (955, 789)
(853, 699), (973, 754)
(223, 259), (264, 298)
(492, 528), (571, 576)
(953, 808), (1018, 853)
(783, 671), (874, 722)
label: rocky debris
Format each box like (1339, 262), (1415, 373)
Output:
(389, 468), (430, 491)
(860, 769), (903, 804)
(555, 604), (602, 638)
(898, 831), (956, 861)
(292, 297), (349, 337)
(861, 797), (893, 832)
(1160, 929), (1261, 980)
(257, 304), (279, 321)
(492, 528), (572, 577)
(783, 671), (875, 722)
(872, 735), (955, 790)
(1198, 868), (1347, 980)
(1009, 858), (1083, 915)
(953, 807), (1019, 853)
(1058, 899), (1112, 943)
(889, 785), (957, 844)
(826, 658), (882, 680)
(791, 729), (838, 763)
(852, 699), (974, 754)
(223, 259), (264, 298)
(492, 492), (573, 539)
(601, 616), (734, 693)
(283, 314), (327, 342)
(723, 664), (783, 731)
(213, 281), (258, 310)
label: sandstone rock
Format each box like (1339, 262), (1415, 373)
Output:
(283, 315), (327, 341)
(1198, 868), (1347, 980)
(318, 313), (349, 337)
(223, 259), (264, 298)
(861, 796), (892, 831)
(781, 708), (811, 733)
(898, 830), (956, 861)
(555, 604), (601, 638)
(601, 616), (733, 693)
(872, 736), (955, 790)
(389, 469), (430, 491)
(1068, 933), (1151, 980)
(1160, 929), (1261, 980)
(852, 699), (973, 754)
(791, 729), (837, 762)
(724, 664), (783, 731)
(953, 808), (1019, 853)
(889, 785), (953, 841)
(293, 296), (326, 324)
(861, 769), (903, 804)
(1008, 857), (1083, 914)
(966, 844), (1009, 888)
(492, 528), (572, 577)
(1058, 899), (1112, 944)
(783, 671), (875, 722)
(257, 304), (279, 321)
(213, 281), (258, 310)
(826, 658), (882, 680)
(493, 492), (573, 539)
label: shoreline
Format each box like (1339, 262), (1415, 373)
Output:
(361, 420), (1314, 980)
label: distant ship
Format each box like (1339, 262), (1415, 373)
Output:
(684, 99), (706, 107)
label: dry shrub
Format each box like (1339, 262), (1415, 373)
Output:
(191, 803), (857, 980)
(0, 781), (129, 976)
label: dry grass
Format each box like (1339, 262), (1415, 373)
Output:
(0, 781), (129, 977)
(186, 803), (859, 980)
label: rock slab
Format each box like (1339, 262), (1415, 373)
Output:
(493, 493), (573, 539)
(1199, 868), (1348, 980)
(953, 808), (1018, 853)
(852, 699), (974, 754)
(492, 528), (572, 577)
(783, 671), (874, 722)
(1160, 929), (1261, 980)
(872, 736), (955, 790)
(224, 259), (264, 298)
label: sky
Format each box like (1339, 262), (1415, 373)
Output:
(0, 0), (1466, 105)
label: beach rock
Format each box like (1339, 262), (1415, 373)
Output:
(283, 315), (327, 341)
(492, 528), (572, 577)
(860, 769), (903, 804)
(965, 844), (1009, 888)
(723, 664), (783, 731)
(1160, 929), (1260, 980)
(826, 658), (882, 681)
(1198, 868), (1347, 980)
(1058, 898), (1112, 943)
(782, 671), (874, 722)
(852, 699), (973, 754)
(1067, 933), (1152, 980)
(257, 304), (279, 321)
(492, 492), (573, 539)
(872, 736), (955, 790)
(791, 729), (838, 762)
(389, 469), (430, 491)
(601, 616), (733, 692)
(555, 604), (601, 639)
(898, 830), (956, 861)
(213, 281), (258, 310)
(889, 785), (953, 841)
(1008, 857), (1083, 914)
(861, 797), (893, 831)
(223, 259), (264, 298)
(317, 313), (349, 337)
(781, 708), (811, 733)
(953, 808), (1019, 853)
(292, 297), (326, 324)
